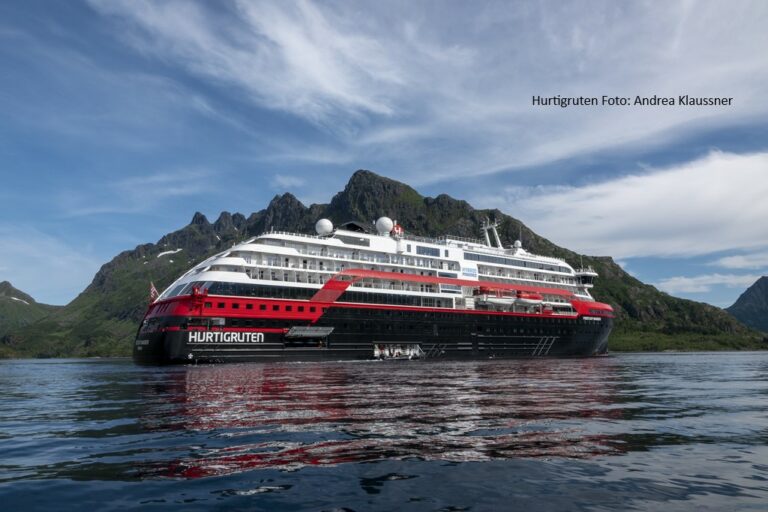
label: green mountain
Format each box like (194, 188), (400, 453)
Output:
(2, 170), (762, 358)
(727, 276), (768, 333)
(0, 282), (60, 356)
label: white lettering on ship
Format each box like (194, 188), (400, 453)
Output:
(188, 332), (265, 343)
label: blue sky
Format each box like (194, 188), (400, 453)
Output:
(1, 0), (767, 306)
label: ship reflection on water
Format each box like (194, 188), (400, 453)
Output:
(139, 358), (629, 478)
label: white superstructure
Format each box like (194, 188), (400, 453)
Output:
(159, 218), (596, 311)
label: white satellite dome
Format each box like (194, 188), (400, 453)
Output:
(375, 216), (394, 235)
(315, 218), (334, 236)
(513, 240), (522, 249)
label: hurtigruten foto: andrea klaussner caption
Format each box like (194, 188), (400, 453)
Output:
(532, 94), (733, 107)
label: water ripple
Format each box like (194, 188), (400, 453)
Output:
(2, 353), (768, 510)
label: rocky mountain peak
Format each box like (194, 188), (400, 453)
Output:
(727, 276), (768, 332)
(0, 281), (35, 304)
(267, 193), (305, 210)
(327, 170), (424, 223)
(255, 193), (310, 233)
(343, 169), (418, 200)
(213, 211), (235, 232)
(212, 211), (248, 239)
(232, 213), (247, 228)
(191, 212), (210, 226)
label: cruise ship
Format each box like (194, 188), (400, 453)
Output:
(133, 217), (613, 364)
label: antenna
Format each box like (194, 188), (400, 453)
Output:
(481, 217), (492, 247)
(481, 217), (504, 248)
(490, 219), (503, 249)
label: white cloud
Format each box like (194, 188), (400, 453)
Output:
(0, 225), (103, 305)
(0, 28), (235, 150)
(87, 0), (768, 184)
(490, 151), (768, 259)
(711, 250), (768, 269)
(58, 169), (215, 217)
(271, 174), (305, 189)
(89, 0), (405, 129)
(656, 273), (762, 294)
(257, 145), (353, 166)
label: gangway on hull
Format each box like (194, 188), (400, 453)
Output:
(373, 343), (424, 360)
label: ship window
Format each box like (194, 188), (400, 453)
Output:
(273, 305), (280, 311)
(286, 305), (292, 312)
(310, 307), (316, 313)
(232, 303), (240, 309)
(167, 284), (185, 297)
(260, 304), (267, 311)
(246, 304), (253, 310)
(204, 302), (212, 308)
(217, 302), (225, 308)
(298, 306), (304, 312)
(417, 246), (440, 257)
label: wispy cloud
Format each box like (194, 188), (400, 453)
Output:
(88, 0), (768, 183)
(656, 273), (762, 294)
(482, 151), (768, 259)
(58, 169), (215, 217)
(271, 174), (305, 190)
(711, 250), (768, 270)
(89, 0), (406, 130)
(254, 144), (353, 166)
(0, 27), (233, 150)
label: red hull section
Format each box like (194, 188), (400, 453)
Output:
(135, 268), (613, 364)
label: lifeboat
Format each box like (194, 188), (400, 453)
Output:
(483, 296), (516, 307)
(473, 286), (517, 307)
(516, 291), (543, 306)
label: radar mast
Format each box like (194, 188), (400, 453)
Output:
(481, 217), (504, 249)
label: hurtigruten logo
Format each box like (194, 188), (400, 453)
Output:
(188, 332), (265, 343)
(532, 95), (733, 107)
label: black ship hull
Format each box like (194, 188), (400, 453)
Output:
(133, 305), (613, 365)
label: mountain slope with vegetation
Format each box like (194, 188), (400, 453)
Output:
(0, 282), (60, 357)
(2, 170), (762, 358)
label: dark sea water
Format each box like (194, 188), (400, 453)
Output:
(1, 353), (768, 511)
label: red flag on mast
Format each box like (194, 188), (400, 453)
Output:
(149, 281), (159, 302)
